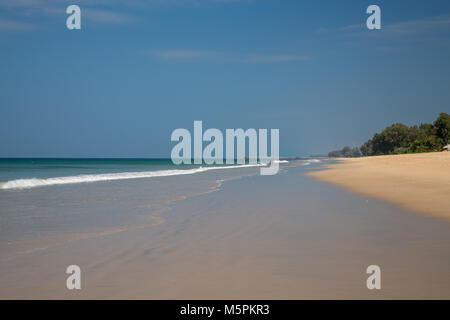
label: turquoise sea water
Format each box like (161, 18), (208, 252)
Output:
(0, 158), (317, 190)
(0, 158), (318, 242)
(0, 158), (182, 181)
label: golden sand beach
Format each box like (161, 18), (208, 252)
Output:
(307, 152), (450, 221)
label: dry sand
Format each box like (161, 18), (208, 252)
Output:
(307, 152), (450, 221)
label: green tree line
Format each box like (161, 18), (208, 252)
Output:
(328, 112), (450, 157)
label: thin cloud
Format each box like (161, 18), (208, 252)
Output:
(0, 1), (139, 29)
(147, 49), (309, 63)
(0, 0), (42, 7)
(84, 9), (138, 24)
(0, 18), (36, 31)
(0, 0), (249, 30)
(317, 14), (450, 37)
(0, 0), (250, 8)
(152, 49), (221, 60)
(381, 15), (450, 36)
(246, 54), (309, 63)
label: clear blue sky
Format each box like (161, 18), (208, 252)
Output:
(1, 0), (449, 157)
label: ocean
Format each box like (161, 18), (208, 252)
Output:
(0, 158), (309, 190)
(1, 158), (449, 299)
(0, 158), (318, 242)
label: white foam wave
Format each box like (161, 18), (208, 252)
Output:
(273, 160), (289, 164)
(0, 163), (263, 190)
(300, 159), (321, 166)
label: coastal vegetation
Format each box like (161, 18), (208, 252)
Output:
(328, 112), (450, 157)
(328, 146), (361, 158)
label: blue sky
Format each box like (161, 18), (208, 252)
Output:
(1, 0), (449, 157)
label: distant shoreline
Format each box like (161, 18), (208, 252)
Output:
(306, 152), (450, 221)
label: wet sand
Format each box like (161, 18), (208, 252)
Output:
(307, 152), (450, 221)
(1, 163), (449, 299)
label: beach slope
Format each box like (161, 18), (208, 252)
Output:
(307, 152), (450, 221)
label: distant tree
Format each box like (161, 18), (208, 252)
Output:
(341, 146), (352, 157)
(360, 139), (373, 156)
(328, 146), (361, 158)
(434, 112), (450, 144)
(392, 146), (410, 154)
(370, 123), (412, 155)
(419, 123), (435, 138)
(331, 112), (449, 157)
(408, 125), (421, 142)
(409, 135), (442, 153)
(351, 147), (362, 157)
(328, 150), (342, 157)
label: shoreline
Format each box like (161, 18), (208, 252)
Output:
(306, 152), (450, 221)
(1, 162), (449, 298)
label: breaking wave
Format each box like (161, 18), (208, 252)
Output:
(0, 164), (264, 190)
(300, 159), (321, 166)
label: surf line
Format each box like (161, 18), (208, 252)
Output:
(0, 163), (265, 190)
